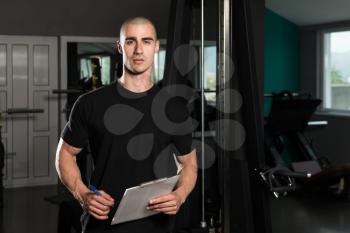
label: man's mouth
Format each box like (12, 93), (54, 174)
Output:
(133, 58), (144, 64)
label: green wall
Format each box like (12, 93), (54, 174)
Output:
(264, 9), (300, 115)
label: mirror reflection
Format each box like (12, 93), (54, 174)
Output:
(265, 1), (350, 233)
(0, 1), (222, 233)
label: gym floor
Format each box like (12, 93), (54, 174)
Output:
(0, 185), (58, 233)
(270, 193), (350, 233)
(1, 186), (350, 233)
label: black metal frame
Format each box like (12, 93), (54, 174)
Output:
(163, 0), (194, 87)
(218, 0), (271, 232)
(163, 0), (272, 232)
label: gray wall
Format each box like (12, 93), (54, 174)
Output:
(300, 30), (318, 97)
(0, 0), (171, 38)
(0, 0), (218, 40)
(306, 114), (350, 165)
(300, 22), (350, 165)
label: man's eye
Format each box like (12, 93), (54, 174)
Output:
(144, 40), (152, 44)
(126, 40), (134, 45)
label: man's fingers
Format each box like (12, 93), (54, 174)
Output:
(149, 194), (174, 204)
(89, 211), (109, 220)
(147, 191), (184, 215)
(147, 198), (180, 215)
(99, 191), (115, 202)
(93, 194), (114, 207)
(148, 200), (177, 209)
(89, 205), (110, 216)
(90, 199), (110, 212)
(83, 190), (115, 220)
(151, 206), (178, 213)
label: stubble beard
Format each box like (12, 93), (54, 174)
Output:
(124, 63), (151, 76)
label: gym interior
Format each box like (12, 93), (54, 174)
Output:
(1, 0), (350, 233)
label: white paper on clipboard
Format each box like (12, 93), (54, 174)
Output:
(110, 174), (180, 225)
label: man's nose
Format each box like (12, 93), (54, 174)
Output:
(134, 42), (143, 54)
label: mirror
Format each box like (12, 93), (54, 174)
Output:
(265, 1), (350, 233)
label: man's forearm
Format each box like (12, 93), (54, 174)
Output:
(174, 151), (198, 203)
(55, 139), (89, 204)
(56, 139), (115, 219)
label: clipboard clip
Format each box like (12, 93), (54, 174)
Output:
(140, 178), (167, 187)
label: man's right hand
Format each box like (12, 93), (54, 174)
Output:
(81, 190), (115, 220)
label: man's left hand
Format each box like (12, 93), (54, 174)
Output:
(147, 191), (184, 215)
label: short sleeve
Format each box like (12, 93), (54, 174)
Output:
(168, 97), (194, 156)
(61, 96), (89, 148)
(172, 131), (193, 156)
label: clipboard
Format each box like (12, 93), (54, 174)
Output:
(110, 175), (180, 225)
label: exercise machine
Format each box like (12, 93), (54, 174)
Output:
(262, 91), (350, 199)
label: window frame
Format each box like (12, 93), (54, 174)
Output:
(318, 27), (350, 115)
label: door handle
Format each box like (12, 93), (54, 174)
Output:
(5, 108), (44, 114)
(6, 152), (16, 157)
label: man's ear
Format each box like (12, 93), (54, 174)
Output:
(117, 40), (123, 54)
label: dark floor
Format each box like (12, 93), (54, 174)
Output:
(0, 185), (59, 233)
(1, 186), (350, 233)
(270, 192), (350, 233)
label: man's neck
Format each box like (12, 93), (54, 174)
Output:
(118, 71), (153, 93)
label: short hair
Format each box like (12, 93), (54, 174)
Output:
(119, 17), (158, 40)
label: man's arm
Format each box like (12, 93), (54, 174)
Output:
(55, 138), (114, 220)
(148, 149), (197, 215)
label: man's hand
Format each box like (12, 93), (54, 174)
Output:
(81, 190), (115, 220)
(55, 139), (115, 220)
(147, 191), (184, 215)
(147, 149), (197, 216)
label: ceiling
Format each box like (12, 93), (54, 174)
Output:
(266, 0), (350, 26)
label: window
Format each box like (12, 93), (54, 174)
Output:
(80, 58), (92, 80)
(101, 56), (111, 85)
(152, 46), (166, 83)
(203, 46), (217, 105)
(322, 30), (350, 111)
(152, 43), (217, 106)
(79, 56), (112, 85)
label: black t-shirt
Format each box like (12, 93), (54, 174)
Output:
(61, 81), (194, 233)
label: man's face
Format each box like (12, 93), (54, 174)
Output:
(118, 23), (159, 75)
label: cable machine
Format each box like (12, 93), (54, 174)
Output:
(218, 0), (271, 232)
(164, 0), (272, 232)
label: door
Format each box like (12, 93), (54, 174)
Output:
(0, 36), (58, 188)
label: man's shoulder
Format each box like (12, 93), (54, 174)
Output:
(78, 83), (115, 103)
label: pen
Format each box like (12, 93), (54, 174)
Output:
(88, 184), (101, 195)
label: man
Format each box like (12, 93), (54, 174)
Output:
(56, 17), (197, 233)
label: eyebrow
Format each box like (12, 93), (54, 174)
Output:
(125, 37), (155, 41)
(142, 37), (155, 41)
